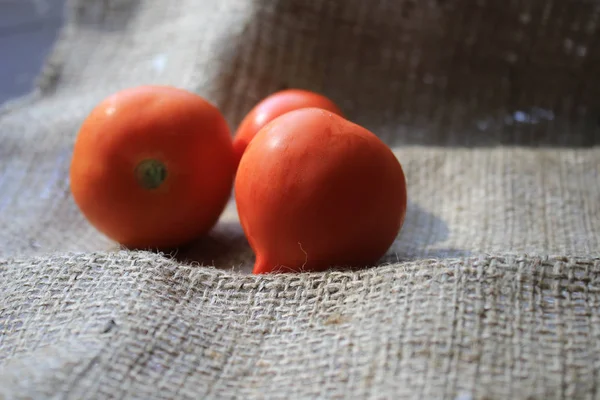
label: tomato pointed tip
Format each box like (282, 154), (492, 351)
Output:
(252, 257), (271, 274)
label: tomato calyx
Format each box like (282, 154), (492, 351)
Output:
(135, 159), (167, 190)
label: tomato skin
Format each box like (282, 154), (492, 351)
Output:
(70, 85), (235, 249)
(233, 89), (342, 167)
(235, 108), (407, 274)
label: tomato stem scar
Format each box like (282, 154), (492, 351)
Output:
(135, 159), (167, 189)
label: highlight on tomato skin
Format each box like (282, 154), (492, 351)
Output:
(69, 85), (236, 250)
(232, 89), (343, 168)
(234, 107), (407, 275)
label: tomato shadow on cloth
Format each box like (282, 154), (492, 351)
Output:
(383, 200), (471, 262)
(208, 0), (600, 147)
(173, 199), (255, 274)
(171, 199), (466, 274)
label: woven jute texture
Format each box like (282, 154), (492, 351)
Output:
(1, 0), (600, 398)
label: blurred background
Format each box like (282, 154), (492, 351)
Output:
(0, 0), (65, 103)
(2, 0), (599, 146)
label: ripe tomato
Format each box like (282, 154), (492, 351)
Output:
(235, 108), (407, 274)
(70, 85), (235, 249)
(232, 89), (342, 166)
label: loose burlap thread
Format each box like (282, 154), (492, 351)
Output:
(1, 0), (599, 398)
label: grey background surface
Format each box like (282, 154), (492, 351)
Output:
(0, 0), (65, 104)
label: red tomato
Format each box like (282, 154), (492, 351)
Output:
(70, 85), (235, 249)
(235, 108), (407, 274)
(232, 89), (343, 167)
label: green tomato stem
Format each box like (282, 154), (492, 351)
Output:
(135, 159), (167, 190)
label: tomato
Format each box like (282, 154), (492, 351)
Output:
(232, 89), (342, 167)
(235, 108), (407, 274)
(70, 85), (235, 249)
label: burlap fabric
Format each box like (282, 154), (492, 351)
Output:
(1, 0), (599, 398)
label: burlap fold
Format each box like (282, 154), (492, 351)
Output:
(2, 252), (600, 399)
(1, 0), (599, 398)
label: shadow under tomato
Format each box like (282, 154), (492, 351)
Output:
(164, 199), (467, 274)
(381, 200), (471, 262)
(174, 220), (254, 274)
